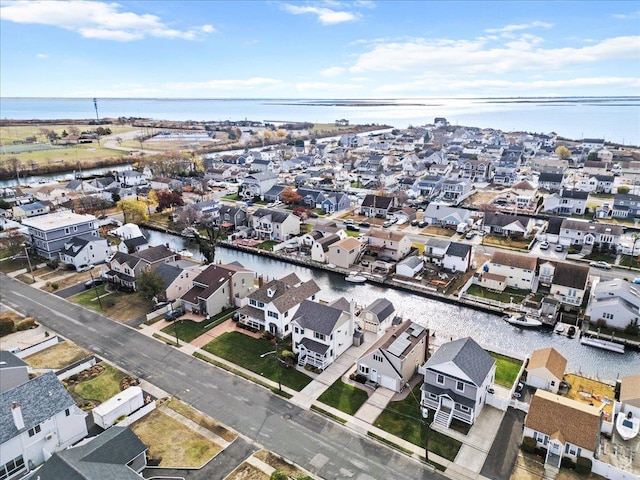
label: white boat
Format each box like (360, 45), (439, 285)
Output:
(554, 323), (565, 334)
(580, 336), (625, 354)
(616, 412), (640, 441)
(503, 314), (542, 328)
(345, 272), (366, 283)
(178, 250), (193, 258)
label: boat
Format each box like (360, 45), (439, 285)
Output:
(616, 412), (640, 441)
(554, 323), (565, 334)
(178, 250), (193, 258)
(580, 336), (625, 354)
(345, 272), (367, 283)
(503, 314), (542, 328)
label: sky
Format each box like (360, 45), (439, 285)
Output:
(1, 0), (639, 99)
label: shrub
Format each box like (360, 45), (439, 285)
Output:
(595, 318), (607, 328)
(560, 457), (576, 470)
(0, 317), (16, 336)
(46, 259), (59, 269)
(51, 283), (59, 291)
(16, 317), (36, 331)
(521, 436), (536, 454)
(270, 471), (287, 480)
(575, 457), (592, 475)
(355, 373), (367, 384)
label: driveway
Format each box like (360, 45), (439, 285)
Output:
(480, 407), (526, 480)
(55, 282), (86, 298)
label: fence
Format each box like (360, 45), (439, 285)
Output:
(592, 458), (637, 479)
(55, 355), (98, 381)
(459, 292), (510, 310)
(15, 336), (62, 358)
(115, 401), (157, 427)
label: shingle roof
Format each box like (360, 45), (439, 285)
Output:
(528, 347), (567, 381)
(538, 173), (564, 183)
(133, 245), (175, 263)
(364, 298), (395, 322)
(248, 273), (320, 314)
(293, 300), (347, 335)
(561, 189), (589, 200)
(36, 426), (146, 480)
(0, 371), (77, 444)
(361, 194), (394, 209)
(620, 374), (640, 403)
(490, 251), (537, 271)
(446, 242), (471, 259)
(425, 337), (494, 387)
(525, 390), (601, 451)
(551, 262), (589, 290)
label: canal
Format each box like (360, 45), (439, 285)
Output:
(142, 228), (640, 383)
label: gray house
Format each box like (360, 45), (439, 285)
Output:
(421, 337), (496, 427)
(23, 212), (98, 260)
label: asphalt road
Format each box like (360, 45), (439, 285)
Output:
(0, 274), (441, 480)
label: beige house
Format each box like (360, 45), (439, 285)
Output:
(478, 251), (537, 291)
(365, 229), (412, 261)
(359, 298), (395, 333)
(526, 348), (567, 394)
(327, 237), (362, 269)
(356, 321), (428, 392)
(524, 390), (601, 469)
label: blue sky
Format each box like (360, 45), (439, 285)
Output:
(1, 0), (639, 98)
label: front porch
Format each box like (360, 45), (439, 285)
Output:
(297, 338), (331, 370)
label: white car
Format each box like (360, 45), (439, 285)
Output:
(589, 261), (612, 270)
(76, 264), (94, 272)
(539, 242), (550, 250)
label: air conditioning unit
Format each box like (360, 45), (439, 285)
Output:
(45, 433), (53, 441)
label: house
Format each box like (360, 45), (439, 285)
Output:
(356, 321), (428, 392)
(105, 245), (176, 291)
(415, 175), (445, 198)
(538, 172), (565, 192)
(509, 181), (538, 211)
(0, 351), (29, 392)
(217, 204), (247, 229)
(321, 192), (351, 214)
(116, 170), (147, 187)
(118, 235), (149, 254)
(250, 208), (300, 241)
(181, 263), (254, 315)
(482, 212), (534, 238)
(559, 219), (622, 249)
(586, 279), (640, 330)
(423, 204), (472, 228)
(423, 238), (451, 267)
(443, 242), (472, 273)
(548, 189), (589, 215)
(578, 175), (614, 194)
(0, 370), (88, 478)
(358, 298), (395, 333)
(479, 251), (537, 291)
(365, 229), (412, 261)
(396, 255), (424, 278)
(23, 212), (98, 260)
(291, 299), (355, 370)
(614, 373), (640, 426)
(153, 262), (201, 304)
(240, 172), (278, 199)
(441, 179), (472, 203)
(612, 193), (640, 219)
(523, 390), (601, 469)
(526, 348), (567, 394)
(58, 234), (111, 269)
(548, 262), (590, 309)
(35, 426), (147, 480)
(360, 194), (398, 219)
(11, 201), (50, 220)
(327, 237), (362, 269)
(236, 273), (320, 337)
(421, 337), (496, 427)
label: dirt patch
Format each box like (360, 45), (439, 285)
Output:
(41, 271), (93, 293)
(424, 226), (456, 237)
(226, 463), (269, 480)
(166, 398), (237, 443)
(23, 341), (90, 369)
(254, 450), (307, 478)
(130, 409), (222, 468)
(462, 190), (500, 208)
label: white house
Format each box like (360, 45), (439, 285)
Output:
(423, 238), (450, 267)
(291, 299), (355, 370)
(250, 208), (300, 241)
(526, 348), (567, 394)
(358, 298), (395, 334)
(478, 251), (537, 291)
(365, 229), (412, 261)
(586, 278), (640, 331)
(327, 237), (362, 269)
(58, 234), (111, 269)
(558, 219), (622, 250)
(443, 242), (472, 273)
(396, 256), (424, 278)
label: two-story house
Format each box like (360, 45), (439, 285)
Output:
(443, 242), (472, 273)
(478, 251), (537, 291)
(181, 263), (254, 316)
(105, 245), (176, 291)
(586, 279), (640, 331)
(58, 234), (111, 270)
(0, 363), (88, 479)
(22, 212), (98, 260)
(216, 204), (247, 229)
(365, 229), (412, 262)
(612, 193), (640, 219)
(538, 172), (565, 192)
(357, 321), (428, 392)
(236, 273), (320, 337)
(423, 238), (450, 267)
(291, 299), (355, 370)
(327, 237), (362, 269)
(250, 208), (300, 241)
(548, 262), (590, 310)
(421, 337), (496, 427)
(321, 193), (351, 214)
(240, 173), (278, 200)
(559, 219), (622, 249)
(441, 179), (472, 203)
(152, 262), (202, 304)
(360, 194), (398, 219)
(523, 390), (601, 469)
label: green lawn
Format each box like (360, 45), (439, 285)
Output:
(256, 241), (277, 251)
(489, 352), (523, 388)
(202, 332), (312, 391)
(465, 285), (531, 304)
(317, 379), (369, 415)
(71, 285), (107, 310)
(373, 386), (462, 462)
(618, 255), (639, 269)
(483, 235), (530, 250)
(0, 256), (33, 273)
(161, 309), (236, 343)
(74, 363), (128, 403)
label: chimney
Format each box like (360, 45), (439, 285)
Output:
(258, 275), (264, 288)
(11, 403), (24, 430)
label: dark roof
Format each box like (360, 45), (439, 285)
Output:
(0, 371), (76, 444)
(546, 216), (564, 235)
(328, 297), (351, 313)
(0, 350), (28, 369)
(252, 208), (292, 224)
(425, 337), (495, 387)
(292, 300), (346, 335)
(561, 189), (589, 200)
(361, 194), (394, 209)
(551, 262), (590, 290)
(538, 172), (564, 183)
(123, 236), (148, 248)
(110, 251), (142, 269)
(60, 234), (104, 257)
(248, 273), (320, 314)
(133, 245), (175, 263)
(364, 298), (395, 322)
(36, 426), (146, 480)
(153, 263), (184, 289)
(446, 242), (471, 259)
(484, 212), (530, 228)
(300, 337), (330, 355)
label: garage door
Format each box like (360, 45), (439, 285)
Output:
(379, 375), (397, 391)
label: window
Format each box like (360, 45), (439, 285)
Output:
(294, 327), (299, 334)
(65, 227), (70, 234)
(65, 408), (71, 416)
(456, 381), (464, 392)
(267, 311), (279, 319)
(373, 354), (383, 362)
(28, 424), (41, 437)
(436, 374), (445, 385)
(0, 455), (24, 480)
(534, 432), (548, 446)
(360, 365), (369, 374)
(429, 393), (437, 399)
(249, 299), (257, 307)
(459, 405), (470, 412)
(314, 332), (325, 341)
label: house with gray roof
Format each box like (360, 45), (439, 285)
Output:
(236, 273), (320, 337)
(153, 262), (202, 304)
(356, 321), (429, 392)
(538, 172), (565, 192)
(396, 255), (424, 278)
(0, 351), (29, 393)
(291, 299), (355, 370)
(421, 337), (496, 427)
(249, 208), (300, 241)
(443, 242), (472, 273)
(422, 204), (472, 228)
(558, 219), (622, 249)
(105, 245), (176, 291)
(359, 298), (396, 334)
(0, 371), (88, 477)
(35, 426), (147, 480)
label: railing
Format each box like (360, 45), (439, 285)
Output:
(459, 292), (511, 309)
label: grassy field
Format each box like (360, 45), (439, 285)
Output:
(317, 379), (369, 415)
(161, 310), (236, 343)
(131, 409), (221, 468)
(1, 124), (136, 145)
(24, 341), (90, 369)
(489, 352), (523, 388)
(202, 332), (312, 391)
(74, 363), (128, 403)
(70, 288), (152, 321)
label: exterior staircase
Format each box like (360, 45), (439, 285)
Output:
(433, 408), (452, 428)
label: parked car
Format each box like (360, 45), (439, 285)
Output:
(418, 221), (427, 228)
(309, 212), (319, 218)
(539, 241), (550, 250)
(344, 219), (355, 225)
(346, 224), (360, 232)
(76, 264), (94, 272)
(465, 231), (476, 240)
(359, 221), (371, 228)
(84, 277), (106, 289)
(164, 308), (184, 321)
(411, 220), (419, 226)
(555, 244), (564, 252)
(589, 261), (612, 270)
(382, 220), (393, 228)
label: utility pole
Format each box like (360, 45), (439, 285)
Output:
(88, 269), (103, 311)
(93, 98), (99, 121)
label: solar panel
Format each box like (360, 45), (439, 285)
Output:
(387, 333), (411, 357)
(411, 325), (425, 337)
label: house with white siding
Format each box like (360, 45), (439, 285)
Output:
(558, 219), (622, 249)
(526, 348), (567, 394)
(365, 229), (412, 261)
(478, 251), (537, 291)
(327, 237), (362, 269)
(585, 278), (640, 331)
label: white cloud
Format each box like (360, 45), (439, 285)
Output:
(282, 4), (359, 24)
(294, 81), (363, 93)
(0, 1), (215, 41)
(321, 66), (346, 77)
(485, 21), (553, 34)
(611, 11), (640, 20)
(36, 53), (48, 59)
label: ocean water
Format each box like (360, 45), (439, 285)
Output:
(1, 96), (639, 146)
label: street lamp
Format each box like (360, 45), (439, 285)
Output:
(260, 339), (282, 392)
(22, 244), (35, 282)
